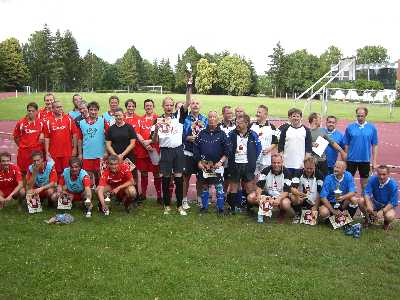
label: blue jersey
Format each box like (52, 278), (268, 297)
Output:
(68, 110), (80, 119)
(324, 129), (344, 168)
(63, 167), (88, 193)
(320, 171), (356, 203)
(364, 175), (398, 208)
(102, 111), (115, 125)
(343, 122), (378, 162)
(182, 113), (208, 155)
(28, 160), (55, 187)
(79, 118), (105, 159)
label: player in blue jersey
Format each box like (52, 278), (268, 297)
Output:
(324, 116), (345, 174)
(359, 165), (398, 230)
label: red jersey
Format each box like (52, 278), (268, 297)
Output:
(59, 173), (91, 188)
(98, 162), (132, 188)
(13, 116), (43, 149)
(125, 113), (140, 130)
(0, 163), (22, 191)
(135, 114), (159, 158)
(44, 114), (77, 157)
(38, 107), (53, 124)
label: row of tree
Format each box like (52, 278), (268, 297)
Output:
(0, 24), (392, 96)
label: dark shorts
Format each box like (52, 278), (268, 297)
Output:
(183, 155), (198, 176)
(159, 145), (184, 175)
(226, 163), (255, 183)
(316, 160), (328, 178)
(347, 161), (370, 178)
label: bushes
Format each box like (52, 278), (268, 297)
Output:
(328, 79), (384, 91)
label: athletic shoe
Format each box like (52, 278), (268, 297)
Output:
(103, 208), (110, 216)
(182, 198), (190, 210)
(352, 223), (361, 238)
(178, 206), (187, 216)
(163, 206), (171, 215)
(292, 213), (301, 224)
(85, 210), (92, 218)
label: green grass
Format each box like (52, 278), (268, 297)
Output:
(0, 92), (399, 122)
(1, 201), (399, 299)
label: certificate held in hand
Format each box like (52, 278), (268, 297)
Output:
(312, 136), (329, 157)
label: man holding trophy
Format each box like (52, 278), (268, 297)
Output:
(151, 65), (191, 216)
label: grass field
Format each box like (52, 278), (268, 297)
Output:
(0, 92), (398, 122)
(1, 201), (399, 299)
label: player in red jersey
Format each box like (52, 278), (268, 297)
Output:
(124, 99), (140, 130)
(44, 101), (78, 175)
(135, 99), (162, 203)
(0, 152), (24, 208)
(97, 155), (136, 215)
(13, 102), (44, 175)
(38, 93), (55, 123)
(26, 151), (57, 207)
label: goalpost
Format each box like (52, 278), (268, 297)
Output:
(140, 85), (163, 94)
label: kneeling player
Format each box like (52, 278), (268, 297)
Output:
(319, 160), (358, 220)
(247, 153), (292, 222)
(53, 157), (93, 217)
(97, 155), (136, 215)
(359, 165), (398, 230)
(26, 151), (57, 208)
(290, 157), (324, 223)
(0, 152), (25, 208)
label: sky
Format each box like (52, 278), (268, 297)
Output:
(0, 0), (398, 74)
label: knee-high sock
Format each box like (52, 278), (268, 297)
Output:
(201, 189), (209, 209)
(174, 177), (183, 208)
(236, 190), (243, 207)
(215, 183), (225, 211)
(162, 177), (171, 206)
(140, 175), (148, 197)
(154, 177), (162, 199)
(227, 193), (237, 210)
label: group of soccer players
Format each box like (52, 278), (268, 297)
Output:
(0, 75), (398, 230)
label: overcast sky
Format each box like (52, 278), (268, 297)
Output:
(0, 0), (398, 74)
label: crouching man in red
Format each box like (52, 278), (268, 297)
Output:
(26, 151), (57, 208)
(52, 157), (93, 217)
(97, 155), (136, 215)
(0, 152), (25, 208)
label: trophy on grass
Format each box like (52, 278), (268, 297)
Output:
(300, 210), (318, 226)
(329, 210), (353, 229)
(26, 192), (42, 214)
(57, 192), (73, 210)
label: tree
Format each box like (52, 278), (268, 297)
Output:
(82, 50), (107, 91)
(217, 55), (251, 96)
(117, 45), (144, 91)
(257, 75), (273, 96)
(23, 24), (54, 91)
(51, 30), (66, 91)
(100, 63), (121, 90)
(158, 59), (175, 91)
(356, 45), (389, 64)
(142, 59), (158, 86)
(195, 58), (218, 94)
(319, 45), (342, 73)
(245, 59), (258, 95)
(59, 30), (82, 90)
(267, 42), (288, 97)
(0, 38), (29, 91)
(175, 46), (202, 92)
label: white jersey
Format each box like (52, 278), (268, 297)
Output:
(250, 121), (278, 167)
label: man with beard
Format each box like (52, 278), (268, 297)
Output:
(0, 152), (24, 208)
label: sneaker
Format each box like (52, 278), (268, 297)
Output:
(292, 213), (301, 224)
(182, 198), (190, 210)
(103, 208), (110, 216)
(85, 210), (92, 218)
(163, 206), (171, 215)
(178, 206), (187, 216)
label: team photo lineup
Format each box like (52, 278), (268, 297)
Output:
(0, 73), (398, 233)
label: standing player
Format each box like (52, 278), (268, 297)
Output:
(26, 151), (57, 207)
(151, 76), (191, 216)
(77, 101), (108, 187)
(0, 152), (24, 208)
(278, 108), (312, 176)
(324, 116), (345, 174)
(343, 107), (378, 192)
(38, 93), (55, 124)
(13, 102), (44, 175)
(103, 95), (120, 125)
(44, 101), (77, 176)
(135, 99), (162, 204)
(68, 94), (82, 119)
(53, 157), (93, 217)
(97, 155), (136, 214)
(250, 105), (278, 175)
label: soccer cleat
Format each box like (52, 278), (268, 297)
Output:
(182, 198), (190, 210)
(85, 211), (92, 218)
(178, 206), (187, 216)
(292, 213), (301, 224)
(103, 208), (110, 216)
(163, 206), (171, 215)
